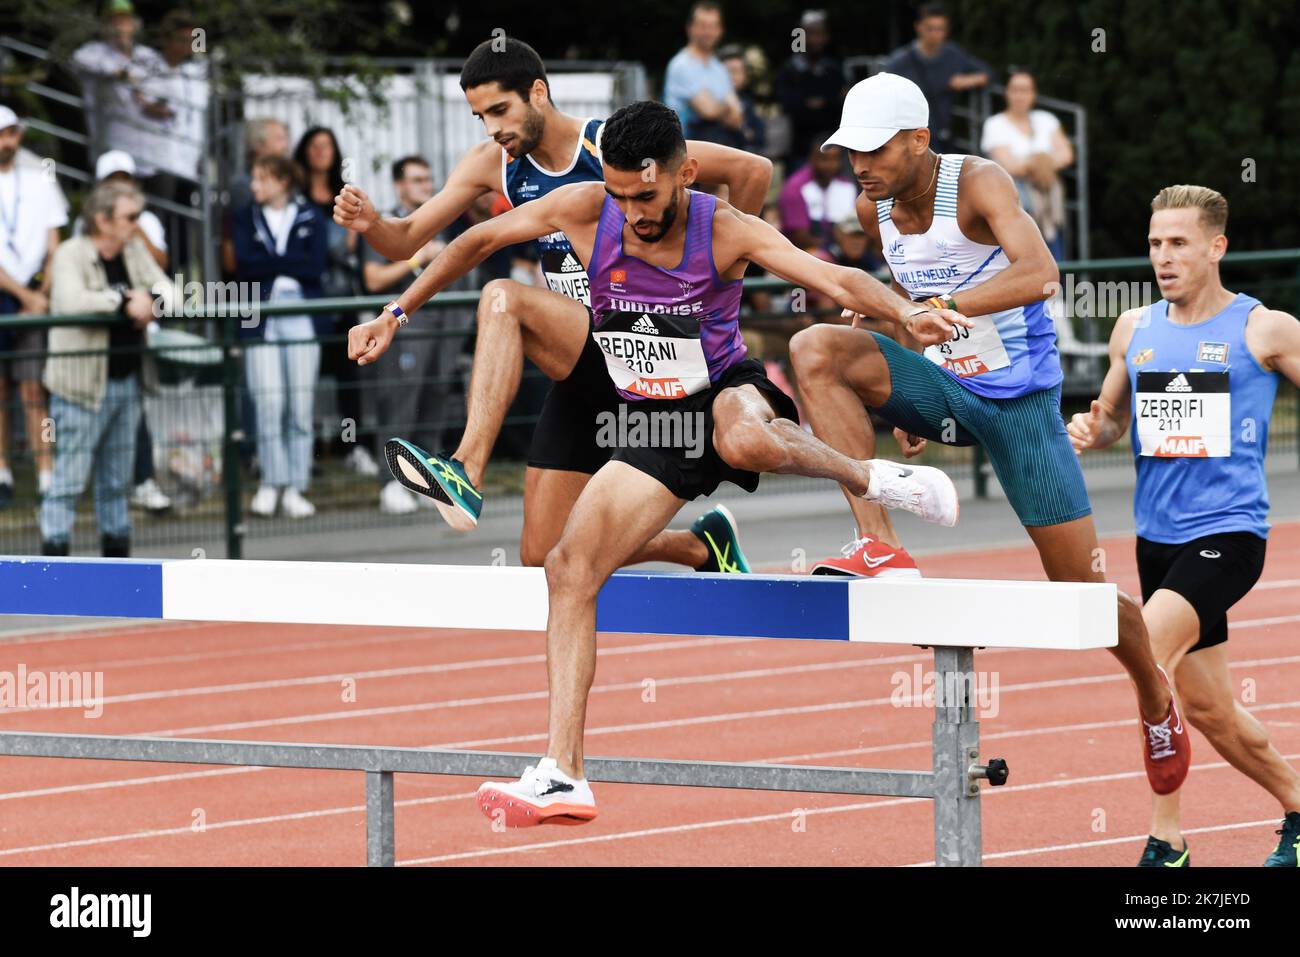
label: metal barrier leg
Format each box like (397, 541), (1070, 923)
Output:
(931, 646), (982, 866)
(366, 770), (395, 867)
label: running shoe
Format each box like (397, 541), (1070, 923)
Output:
(1264, 811), (1300, 867)
(864, 459), (959, 527)
(1137, 836), (1190, 867)
(1142, 665), (1191, 795)
(476, 757), (598, 828)
(811, 535), (921, 578)
(384, 438), (482, 531)
(691, 504), (750, 573)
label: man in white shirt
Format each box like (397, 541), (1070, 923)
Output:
(0, 106), (66, 506)
(70, 0), (170, 178)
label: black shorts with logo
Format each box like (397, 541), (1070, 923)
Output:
(1136, 531), (1267, 653)
(608, 357), (800, 501)
(527, 318), (621, 475)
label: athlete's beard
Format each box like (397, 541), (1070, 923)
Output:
(508, 106), (545, 159)
(633, 187), (680, 244)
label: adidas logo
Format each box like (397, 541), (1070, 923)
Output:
(1165, 373), (1193, 393)
(631, 315), (658, 335)
(560, 253), (583, 273)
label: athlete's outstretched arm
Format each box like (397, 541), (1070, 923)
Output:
(952, 161), (1061, 318)
(687, 140), (773, 215)
(1068, 308), (1138, 452)
(729, 207), (971, 346)
(334, 141), (496, 260)
(347, 182), (598, 365)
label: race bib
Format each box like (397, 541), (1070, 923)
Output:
(593, 310), (710, 400)
(1135, 371), (1230, 457)
(540, 249), (591, 306)
(923, 312), (1010, 378)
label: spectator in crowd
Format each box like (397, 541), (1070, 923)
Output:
(294, 126), (374, 478)
(718, 45), (767, 154)
(70, 0), (170, 179)
(79, 151), (168, 268)
(359, 155), (445, 515)
(774, 10), (846, 169)
(830, 214), (884, 274)
(227, 117), (289, 215)
(41, 180), (173, 556)
(663, 1), (745, 145)
(778, 135), (858, 254)
(0, 107), (64, 509)
(883, 2), (991, 153)
(75, 150), (173, 514)
(141, 8), (210, 270)
(981, 69), (1074, 259)
(230, 155), (329, 520)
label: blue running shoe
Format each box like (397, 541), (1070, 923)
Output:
(690, 504), (750, 574)
(384, 438), (482, 532)
(1264, 811), (1300, 867)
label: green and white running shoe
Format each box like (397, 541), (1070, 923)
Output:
(384, 438), (482, 532)
(690, 504), (750, 574)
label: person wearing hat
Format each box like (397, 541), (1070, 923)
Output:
(76, 150), (168, 270)
(70, 0), (169, 177)
(76, 149), (173, 515)
(0, 106), (66, 509)
(789, 72), (1192, 800)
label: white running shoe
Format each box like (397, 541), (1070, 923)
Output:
(280, 487), (316, 519)
(476, 757), (598, 828)
(379, 479), (418, 514)
(864, 459), (959, 527)
(249, 485), (279, 517)
(345, 446), (380, 477)
(131, 478), (172, 513)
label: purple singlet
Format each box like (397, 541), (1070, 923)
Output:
(588, 190), (746, 401)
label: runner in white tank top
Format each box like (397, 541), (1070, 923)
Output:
(790, 72), (1191, 798)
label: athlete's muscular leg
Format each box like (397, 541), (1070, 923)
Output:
(1140, 590), (1203, 848)
(453, 280), (590, 486)
(519, 466), (706, 568)
(789, 324), (902, 546)
(543, 462), (687, 777)
(1025, 516), (1171, 723)
(711, 383), (873, 491)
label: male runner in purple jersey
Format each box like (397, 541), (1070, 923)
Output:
(350, 101), (967, 826)
(335, 38), (771, 571)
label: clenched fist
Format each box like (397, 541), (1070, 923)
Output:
(349, 312), (399, 366)
(334, 184), (377, 233)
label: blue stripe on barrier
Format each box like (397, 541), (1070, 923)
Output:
(0, 558), (164, 619)
(596, 572), (850, 641)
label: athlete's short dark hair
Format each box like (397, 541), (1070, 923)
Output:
(601, 101), (686, 173)
(390, 155), (429, 182)
(459, 37), (550, 101)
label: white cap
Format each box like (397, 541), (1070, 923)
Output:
(96, 149), (137, 180)
(822, 73), (929, 153)
(0, 105), (22, 132)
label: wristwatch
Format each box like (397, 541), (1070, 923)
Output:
(385, 301), (408, 326)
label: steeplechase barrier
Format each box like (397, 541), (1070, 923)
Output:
(0, 557), (1117, 865)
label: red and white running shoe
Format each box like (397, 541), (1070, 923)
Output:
(1141, 665), (1191, 796)
(810, 536), (921, 578)
(476, 757), (598, 828)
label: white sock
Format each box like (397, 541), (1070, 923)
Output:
(0, 467), (12, 486)
(38, 470), (52, 493)
(864, 464), (882, 500)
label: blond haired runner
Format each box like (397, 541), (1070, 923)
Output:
(1069, 185), (1300, 867)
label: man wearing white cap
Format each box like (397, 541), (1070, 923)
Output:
(789, 73), (1193, 800)
(0, 105), (66, 508)
(77, 151), (168, 271)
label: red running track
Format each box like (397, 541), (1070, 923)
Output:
(0, 522), (1297, 867)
